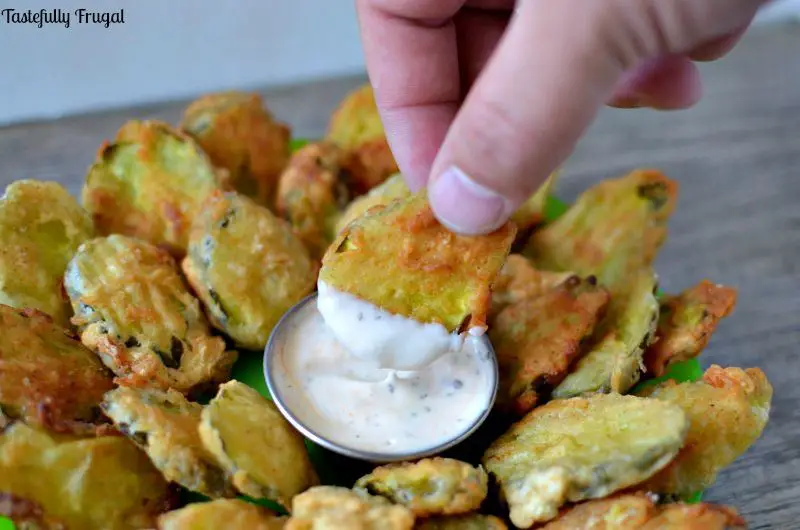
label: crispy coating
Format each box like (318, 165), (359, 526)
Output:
(489, 255), (574, 319)
(65, 235), (237, 393)
(0, 305), (113, 434)
(199, 381), (319, 508)
(415, 514), (508, 530)
(482, 393), (688, 527)
(640, 503), (746, 530)
(0, 180), (94, 327)
(158, 499), (287, 530)
(181, 91), (291, 207)
(335, 173), (410, 234)
(182, 191), (316, 350)
(101, 386), (235, 498)
(276, 142), (364, 259)
(82, 120), (229, 256)
(320, 192), (516, 332)
(553, 268), (659, 398)
(644, 280), (737, 378)
(326, 84), (399, 191)
(0, 422), (172, 530)
(523, 169), (677, 293)
(637, 365), (772, 496)
(354, 458), (488, 517)
(510, 172), (559, 234)
(286, 486), (414, 530)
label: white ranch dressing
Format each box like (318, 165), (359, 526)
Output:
(272, 296), (496, 455)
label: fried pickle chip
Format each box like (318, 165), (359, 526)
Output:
(276, 142), (363, 259)
(644, 281), (737, 378)
(326, 84), (399, 191)
(489, 273), (610, 415)
(335, 173), (411, 234)
(509, 172), (559, 234)
(489, 255), (573, 319)
(640, 503), (746, 530)
(415, 514), (508, 530)
(158, 499), (287, 530)
(0, 422), (172, 530)
(320, 192), (516, 332)
(0, 180), (94, 326)
(637, 365), (772, 496)
(0, 305), (113, 434)
(198, 381), (318, 507)
(553, 268), (659, 398)
(101, 386), (235, 498)
(523, 169), (677, 292)
(286, 486), (415, 530)
(182, 191), (316, 350)
(82, 120), (229, 255)
(65, 235), (237, 393)
(354, 458), (488, 517)
(181, 91), (291, 207)
(482, 393), (688, 527)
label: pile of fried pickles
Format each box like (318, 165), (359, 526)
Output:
(0, 83), (772, 530)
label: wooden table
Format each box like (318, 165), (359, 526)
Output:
(1, 24), (798, 530)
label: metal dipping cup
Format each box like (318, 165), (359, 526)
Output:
(264, 292), (499, 463)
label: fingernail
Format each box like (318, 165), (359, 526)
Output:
(609, 95), (644, 109)
(428, 166), (510, 235)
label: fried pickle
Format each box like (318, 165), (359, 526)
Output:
(354, 458), (488, 517)
(0, 305), (113, 434)
(65, 235), (236, 393)
(640, 503), (746, 530)
(644, 281), (737, 378)
(101, 386), (235, 498)
(415, 514), (508, 530)
(335, 173), (411, 234)
(181, 91), (291, 207)
(182, 191), (316, 350)
(158, 499), (287, 530)
(286, 486), (415, 530)
(489, 273), (610, 415)
(320, 192), (516, 332)
(637, 365), (772, 496)
(482, 393), (688, 527)
(326, 84), (398, 191)
(523, 169), (677, 292)
(199, 381), (318, 508)
(489, 255), (574, 319)
(275, 142), (363, 259)
(0, 180), (94, 327)
(510, 172), (559, 235)
(553, 268), (659, 398)
(0, 422), (172, 530)
(82, 120), (229, 255)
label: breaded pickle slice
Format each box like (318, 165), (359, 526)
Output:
(482, 393), (688, 527)
(181, 91), (291, 207)
(0, 305), (113, 433)
(199, 381), (319, 508)
(490, 273), (610, 415)
(509, 172), (559, 234)
(320, 192), (516, 331)
(286, 486), (415, 530)
(326, 83), (399, 191)
(637, 365), (772, 496)
(0, 180), (94, 326)
(335, 173), (410, 234)
(489, 255), (573, 319)
(553, 268), (659, 398)
(158, 499), (287, 530)
(82, 120), (229, 255)
(65, 235), (237, 393)
(644, 280), (737, 378)
(101, 386), (235, 498)
(415, 514), (508, 530)
(183, 191), (316, 350)
(0, 421), (172, 530)
(523, 169), (677, 292)
(354, 458), (488, 517)
(640, 503), (746, 530)
(276, 142), (362, 259)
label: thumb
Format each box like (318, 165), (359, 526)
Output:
(427, 0), (762, 235)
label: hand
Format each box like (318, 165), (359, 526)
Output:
(356, 0), (765, 234)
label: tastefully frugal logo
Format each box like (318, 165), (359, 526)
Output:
(0, 8), (125, 29)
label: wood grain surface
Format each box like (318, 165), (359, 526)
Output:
(1, 24), (798, 530)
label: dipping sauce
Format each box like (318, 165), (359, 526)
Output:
(270, 295), (497, 457)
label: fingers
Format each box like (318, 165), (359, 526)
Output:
(609, 55), (702, 110)
(427, 0), (763, 235)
